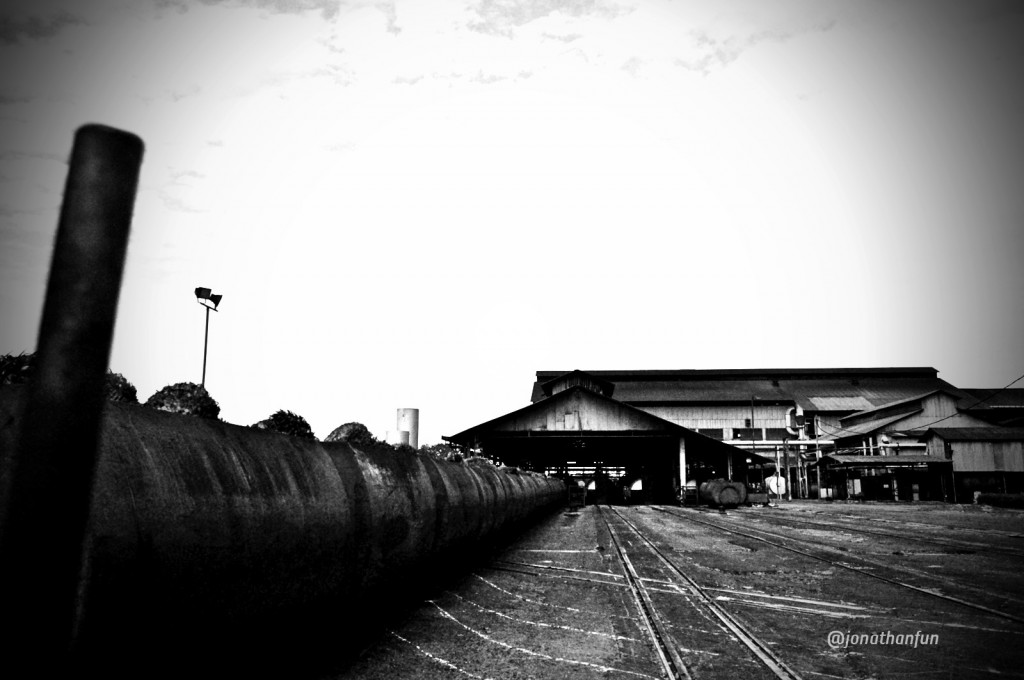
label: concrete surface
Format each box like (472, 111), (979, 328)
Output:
(334, 501), (1024, 680)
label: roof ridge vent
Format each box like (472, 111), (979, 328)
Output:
(541, 370), (615, 398)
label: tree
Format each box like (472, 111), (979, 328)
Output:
(324, 422), (378, 446)
(145, 382), (220, 419)
(105, 372), (138, 403)
(252, 409), (315, 440)
(419, 442), (465, 462)
(1, 352), (138, 403)
(0, 352), (34, 385)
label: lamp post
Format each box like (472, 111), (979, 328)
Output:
(194, 287), (222, 387)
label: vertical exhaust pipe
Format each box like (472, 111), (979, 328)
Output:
(0, 124), (143, 671)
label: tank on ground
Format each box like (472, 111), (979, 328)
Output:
(699, 478), (748, 508)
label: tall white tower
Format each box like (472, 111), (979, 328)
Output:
(397, 408), (419, 449)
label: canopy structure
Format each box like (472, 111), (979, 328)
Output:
(446, 372), (768, 503)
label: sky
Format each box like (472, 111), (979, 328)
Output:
(1, 0), (1022, 445)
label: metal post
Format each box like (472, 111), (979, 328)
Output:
(0, 125), (143, 669)
(814, 416), (822, 499)
(784, 439), (792, 501)
(202, 304), (210, 386)
(750, 395), (756, 477)
(774, 446), (782, 503)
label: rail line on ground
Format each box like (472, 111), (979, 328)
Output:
(793, 509), (1024, 540)
(733, 508), (1024, 558)
(656, 506), (1024, 625)
(597, 506), (692, 680)
(598, 505), (805, 680)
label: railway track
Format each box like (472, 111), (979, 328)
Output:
(793, 509), (1024, 540)
(596, 505), (804, 680)
(657, 506), (1024, 625)
(733, 508), (1024, 558)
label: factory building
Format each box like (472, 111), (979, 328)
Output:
(447, 367), (1024, 504)
(445, 371), (769, 504)
(924, 428), (1024, 500)
(528, 367), (975, 499)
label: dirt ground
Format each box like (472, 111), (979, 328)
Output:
(329, 501), (1024, 680)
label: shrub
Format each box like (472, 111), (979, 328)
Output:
(2, 352), (139, 404)
(419, 443), (465, 462)
(105, 372), (139, 404)
(0, 352), (34, 385)
(324, 422), (378, 447)
(145, 382), (220, 419)
(252, 409), (315, 440)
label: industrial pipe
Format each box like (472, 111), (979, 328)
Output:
(0, 124), (143, 673)
(0, 388), (565, 676)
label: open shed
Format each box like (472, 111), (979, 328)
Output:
(445, 371), (767, 504)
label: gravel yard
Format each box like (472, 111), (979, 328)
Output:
(334, 501), (1024, 680)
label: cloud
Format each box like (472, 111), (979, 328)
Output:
(541, 31), (581, 42)
(468, 0), (629, 36)
(0, 8), (86, 43)
(158, 192), (207, 213)
(674, 19), (836, 76)
(196, 0), (342, 19)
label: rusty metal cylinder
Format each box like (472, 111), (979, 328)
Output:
(0, 387), (564, 674)
(699, 478), (748, 508)
(0, 125), (143, 669)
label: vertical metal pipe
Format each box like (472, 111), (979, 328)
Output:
(0, 124), (143, 667)
(202, 304), (210, 386)
(784, 440), (792, 501)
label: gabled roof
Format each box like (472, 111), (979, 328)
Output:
(448, 384), (691, 442)
(539, 369), (615, 398)
(815, 453), (948, 467)
(838, 389), (961, 424)
(530, 367), (964, 413)
(820, 411), (922, 442)
(447, 382), (773, 462)
(925, 427), (1024, 442)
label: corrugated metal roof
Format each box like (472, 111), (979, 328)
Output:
(819, 411), (921, 442)
(531, 368), (960, 414)
(926, 427), (1024, 442)
(807, 396), (874, 411)
(817, 453), (946, 466)
(838, 390), (959, 423)
(960, 388), (1024, 409)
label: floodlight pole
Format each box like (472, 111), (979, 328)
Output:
(197, 295), (219, 386)
(202, 303), (210, 387)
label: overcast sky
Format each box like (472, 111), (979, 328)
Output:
(1, 0), (1022, 444)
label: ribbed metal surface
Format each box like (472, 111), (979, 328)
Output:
(0, 387), (565, 673)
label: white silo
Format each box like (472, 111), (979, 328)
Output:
(386, 430), (411, 446)
(397, 408), (419, 449)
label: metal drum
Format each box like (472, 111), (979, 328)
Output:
(698, 478), (748, 508)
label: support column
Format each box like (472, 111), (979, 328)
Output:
(678, 436), (687, 504)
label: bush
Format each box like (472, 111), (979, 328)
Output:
(105, 372), (139, 404)
(252, 410), (315, 440)
(2, 352), (139, 404)
(325, 421), (416, 457)
(145, 382), (220, 419)
(419, 443), (465, 462)
(0, 352), (34, 385)
(324, 422), (378, 447)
